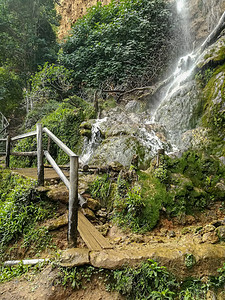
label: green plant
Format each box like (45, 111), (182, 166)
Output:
(0, 260), (47, 283)
(108, 259), (178, 300)
(90, 174), (111, 206)
(11, 98), (95, 167)
(113, 185), (146, 232)
(179, 279), (207, 300)
(0, 170), (56, 259)
(154, 162), (168, 183)
(27, 63), (74, 106)
(184, 254), (196, 269)
(57, 265), (97, 289)
(22, 226), (53, 254)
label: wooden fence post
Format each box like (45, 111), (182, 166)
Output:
(37, 123), (44, 186)
(5, 135), (11, 168)
(68, 155), (79, 248)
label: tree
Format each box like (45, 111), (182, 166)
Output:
(59, 0), (179, 90)
(0, 0), (59, 78)
(0, 67), (23, 116)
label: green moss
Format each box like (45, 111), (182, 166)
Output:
(201, 64), (225, 136)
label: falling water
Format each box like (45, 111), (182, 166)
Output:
(80, 117), (107, 165)
(149, 1), (224, 151)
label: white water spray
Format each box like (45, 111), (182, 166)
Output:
(80, 117), (107, 165)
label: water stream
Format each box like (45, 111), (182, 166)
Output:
(80, 117), (107, 165)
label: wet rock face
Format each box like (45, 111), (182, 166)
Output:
(188, 0), (225, 46)
(86, 109), (172, 169)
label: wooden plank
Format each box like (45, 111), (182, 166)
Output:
(68, 155), (79, 248)
(78, 213), (102, 250)
(11, 131), (36, 141)
(11, 151), (37, 157)
(78, 211), (112, 250)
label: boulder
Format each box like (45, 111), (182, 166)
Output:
(59, 248), (90, 267)
(216, 226), (225, 241)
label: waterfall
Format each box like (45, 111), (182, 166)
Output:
(148, 2), (224, 151)
(176, 0), (192, 53)
(80, 117), (107, 165)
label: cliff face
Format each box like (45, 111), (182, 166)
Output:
(56, 0), (110, 39)
(189, 0), (225, 46)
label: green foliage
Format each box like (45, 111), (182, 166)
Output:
(0, 261), (47, 283)
(201, 64), (225, 143)
(26, 63), (74, 106)
(57, 265), (97, 289)
(179, 279), (207, 300)
(108, 259), (177, 299)
(90, 174), (111, 207)
(195, 68), (214, 88)
(59, 0), (179, 89)
(0, 67), (23, 117)
(11, 98), (95, 166)
(184, 254), (196, 269)
(22, 226), (53, 255)
(0, 170), (56, 258)
(113, 185), (145, 232)
(167, 151), (225, 199)
(23, 99), (60, 130)
(113, 171), (167, 232)
(154, 157), (168, 183)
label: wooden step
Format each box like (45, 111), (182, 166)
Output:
(78, 211), (112, 251)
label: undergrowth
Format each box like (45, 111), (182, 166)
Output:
(0, 261), (48, 283)
(0, 169), (56, 260)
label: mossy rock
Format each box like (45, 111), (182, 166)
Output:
(80, 121), (92, 130)
(80, 128), (92, 139)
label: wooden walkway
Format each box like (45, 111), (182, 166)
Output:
(11, 167), (112, 251)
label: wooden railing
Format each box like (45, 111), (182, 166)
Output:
(0, 123), (79, 247)
(0, 112), (9, 137)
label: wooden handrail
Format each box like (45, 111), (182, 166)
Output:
(44, 150), (70, 189)
(11, 131), (36, 141)
(43, 127), (77, 157)
(1, 123), (79, 248)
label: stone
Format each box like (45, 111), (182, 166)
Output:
(80, 128), (92, 139)
(59, 248), (90, 267)
(218, 291), (225, 300)
(193, 234), (203, 244)
(203, 224), (216, 233)
(202, 232), (219, 244)
(81, 208), (96, 220)
(45, 213), (68, 231)
(47, 184), (69, 204)
(130, 234), (145, 243)
(215, 181), (225, 191)
(96, 209), (108, 218)
(80, 121), (92, 130)
(216, 226), (225, 241)
(206, 290), (216, 300)
(168, 231), (176, 238)
(86, 197), (101, 211)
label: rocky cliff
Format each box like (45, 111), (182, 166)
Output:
(57, 0), (110, 39)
